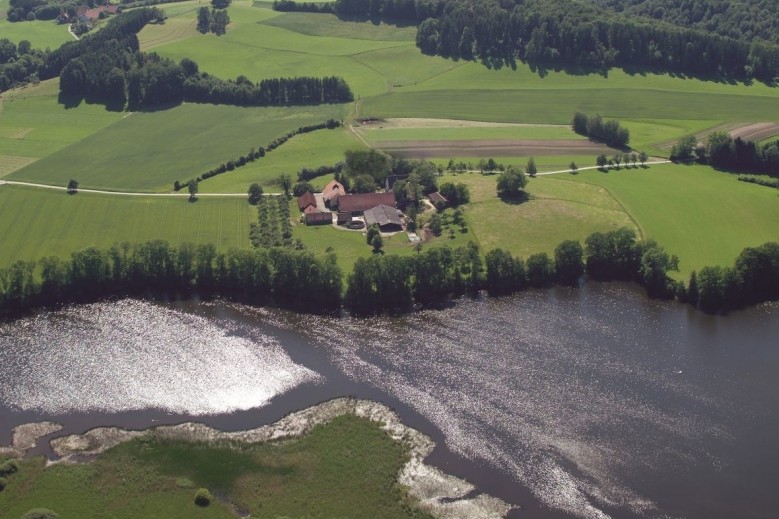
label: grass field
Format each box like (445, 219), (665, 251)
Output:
(0, 18), (72, 50)
(10, 102), (348, 192)
(564, 164), (779, 277)
(449, 172), (637, 261)
(0, 185), (252, 266)
(0, 415), (431, 519)
(200, 128), (364, 193)
(0, 80), (124, 176)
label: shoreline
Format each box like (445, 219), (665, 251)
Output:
(2, 398), (514, 519)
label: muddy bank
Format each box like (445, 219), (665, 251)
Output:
(10, 398), (513, 519)
(0, 422), (62, 458)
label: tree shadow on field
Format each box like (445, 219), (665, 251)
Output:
(58, 92), (83, 109)
(498, 191), (530, 205)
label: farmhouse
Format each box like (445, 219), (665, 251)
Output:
(364, 205), (403, 232)
(337, 192), (396, 214)
(297, 191), (317, 214)
(323, 179), (346, 208)
(305, 212), (333, 226)
(429, 191), (448, 207)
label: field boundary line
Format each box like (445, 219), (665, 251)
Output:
(0, 180), (275, 197)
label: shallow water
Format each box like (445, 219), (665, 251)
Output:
(1, 285), (777, 519)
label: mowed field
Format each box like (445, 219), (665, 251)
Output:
(10, 102), (348, 192)
(453, 172), (638, 260)
(0, 80), (124, 176)
(0, 185), (252, 266)
(0, 17), (72, 50)
(565, 164), (779, 277)
(199, 128), (365, 193)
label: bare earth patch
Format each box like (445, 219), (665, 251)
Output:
(359, 117), (566, 129)
(658, 122), (779, 149)
(375, 138), (618, 158)
(728, 122), (779, 142)
(0, 422), (63, 458)
(12, 398), (514, 518)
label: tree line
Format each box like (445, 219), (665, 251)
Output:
(276, 0), (779, 83)
(173, 119), (342, 190)
(572, 112), (630, 148)
(1, 233), (776, 319)
(670, 132), (779, 176)
(0, 241), (342, 318)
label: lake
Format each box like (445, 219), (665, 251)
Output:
(1, 283), (777, 519)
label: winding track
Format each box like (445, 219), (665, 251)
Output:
(0, 160), (672, 197)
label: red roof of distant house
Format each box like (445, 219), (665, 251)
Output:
(84, 5), (119, 19)
(323, 179), (346, 201)
(429, 191), (447, 204)
(338, 192), (395, 213)
(298, 191), (317, 211)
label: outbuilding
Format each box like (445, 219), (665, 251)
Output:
(364, 204), (403, 232)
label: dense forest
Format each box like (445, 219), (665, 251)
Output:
(277, 0), (779, 83)
(2, 229), (776, 318)
(0, 8), (354, 109)
(584, 0), (779, 46)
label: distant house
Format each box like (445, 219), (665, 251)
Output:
(428, 191), (448, 207)
(297, 191), (317, 213)
(305, 212), (333, 226)
(337, 192), (396, 215)
(84, 4), (119, 19)
(322, 179), (346, 208)
(364, 204), (403, 232)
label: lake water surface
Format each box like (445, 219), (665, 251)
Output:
(1, 284), (777, 519)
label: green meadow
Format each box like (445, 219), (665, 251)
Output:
(10, 102), (347, 192)
(0, 18), (72, 50)
(565, 164), (779, 277)
(0, 185), (252, 265)
(0, 415), (431, 519)
(200, 128), (364, 193)
(0, 80), (123, 176)
(451, 172), (637, 261)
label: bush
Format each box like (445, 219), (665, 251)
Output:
(194, 488), (212, 507)
(21, 509), (60, 519)
(0, 476), (7, 491)
(0, 459), (19, 476)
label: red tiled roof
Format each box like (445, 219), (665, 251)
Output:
(338, 192), (395, 213)
(298, 191), (317, 211)
(323, 179), (346, 201)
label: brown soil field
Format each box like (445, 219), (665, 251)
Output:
(658, 122), (779, 150)
(374, 139), (617, 158)
(728, 122), (779, 142)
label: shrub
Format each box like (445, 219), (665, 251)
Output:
(0, 476), (7, 491)
(21, 509), (60, 519)
(0, 459), (19, 476)
(194, 488), (212, 507)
